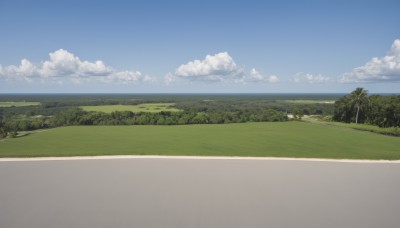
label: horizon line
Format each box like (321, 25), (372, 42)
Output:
(0, 92), (398, 95)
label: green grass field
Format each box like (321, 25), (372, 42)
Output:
(0, 101), (40, 107)
(323, 121), (399, 136)
(302, 116), (400, 136)
(80, 103), (180, 113)
(0, 122), (399, 159)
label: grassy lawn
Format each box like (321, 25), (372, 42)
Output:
(80, 103), (181, 113)
(0, 122), (399, 159)
(302, 116), (400, 136)
(0, 101), (40, 107)
(322, 121), (400, 136)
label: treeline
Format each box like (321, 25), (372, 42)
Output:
(0, 94), (339, 138)
(333, 88), (400, 127)
(174, 100), (333, 116)
(0, 108), (288, 137)
(0, 96), (334, 118)
(0, 115), (49, 138)
(55, 108), (287, 126)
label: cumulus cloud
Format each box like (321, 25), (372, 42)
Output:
(40, 49), (112, 78)
(166, 52), (277, 84)
(174, 52), (243, 81)
(164, 73), (177, 85)
(102, 70), (154, 84)
(0, 49), (152, 84)
(293, 72), (330, 83)
(0, 59), (39, 81)
(242, 68), (279, 83)
(339, 39), (400, 83)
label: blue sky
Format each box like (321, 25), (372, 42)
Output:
(0, 0), (399, 93)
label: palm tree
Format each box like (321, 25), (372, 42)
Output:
(350, 88), (368, 124)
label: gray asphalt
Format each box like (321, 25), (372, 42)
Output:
(1, 158), (399, 228)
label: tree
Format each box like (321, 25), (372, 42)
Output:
(333, 95), (353, 123)
(0, 127), (7, 138)
(292, 108), (304, 120)
(350, 88), (368, 124)
(9, 130), (18, 138)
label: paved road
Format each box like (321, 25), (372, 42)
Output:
(1, 158), (399, 228)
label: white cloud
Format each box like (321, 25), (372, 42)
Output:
(0, 49), (152, 84)
(167, 52), (278, 84)
(102, 71), (155, 84)
(339, 39), (400, 83)
(293, 72), (330, 83)
(174, 52), (243, 81)
(164, 73), (176, 85)
(242, 68), (279, 83)
(0, 59), (39, 81)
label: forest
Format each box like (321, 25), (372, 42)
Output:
(0, 94), (337, 138)
(333, 88), (400, 128)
